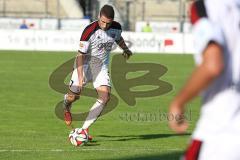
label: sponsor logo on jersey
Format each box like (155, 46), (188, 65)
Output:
(98, 41), (114, 51)
(79, 42), (84, 48)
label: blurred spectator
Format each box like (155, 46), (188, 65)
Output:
(19, 19), (28, 29)
(83, 15), (91, 19)
(142, 22), (152, 32)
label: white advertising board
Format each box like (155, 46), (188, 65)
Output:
(0, 18), (90, 30)
(136, 21), (193, 33)
(0, 30), (81, 51)
(0, 29), (194, 54)
(60, 19), (90, 30)
(136, 21), (180, 33)
(116, 32), (194, 53)
(0, 18), (40, 29)
(40, 19), (58, 30)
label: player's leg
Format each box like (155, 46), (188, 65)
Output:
(82, 85), (110, 140)
(63, 90), (80, 126)
(81, 68), (110, 140)
(63, 66), (83, 126)
(82, 85), (110, 130)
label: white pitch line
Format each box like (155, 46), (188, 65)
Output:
(0, 148), (181, 152)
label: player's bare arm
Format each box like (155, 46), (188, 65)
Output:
(76, 51), (85, 89)
(117, 36), (132, 59)
(169, 42), (224, 134)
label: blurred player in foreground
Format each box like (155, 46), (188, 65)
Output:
(169, 0), (240, 159)
(63, 5), (132, 139)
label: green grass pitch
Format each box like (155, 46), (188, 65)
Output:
(0, 51), (200, 160)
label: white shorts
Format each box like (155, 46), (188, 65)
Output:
(187, 88), (240, 160)
(69, 65), (111, 94)
(183, 137), (240, 160)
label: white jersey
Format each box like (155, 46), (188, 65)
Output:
(78, 20), (122, 68)
(191, 0), (240, 145)
(193, 0), (240, 103)
(184, 1), (240, 159)
(69, 21), (122, 92)
(191, 0), (240, 147)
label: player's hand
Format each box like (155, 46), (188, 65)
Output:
(122, 49), (132, 60)
(168, 101), (188, 134)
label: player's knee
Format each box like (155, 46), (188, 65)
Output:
(99, 95), (110, 104)
(66, 94), (79, 103)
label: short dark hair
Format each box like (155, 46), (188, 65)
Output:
(100, 5), (115, 19)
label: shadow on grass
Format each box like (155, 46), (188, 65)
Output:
(97, 133), (190, 142)
(106, 151), (183, 160)
(84, 143), (100, 147)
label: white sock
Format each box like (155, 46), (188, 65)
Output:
(63, 94), (70, 110)
(82, 99), (105, 129)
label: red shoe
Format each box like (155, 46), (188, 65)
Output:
(88, 135), (93, 141)
(64, 111), (72, 126)
(84, 128), (93, 141)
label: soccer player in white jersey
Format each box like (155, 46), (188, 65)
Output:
(63, 5), (132, 139)
(168, 0), (240, 159)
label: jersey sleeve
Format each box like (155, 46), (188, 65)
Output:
(78, 21), (98, 54)
(192, 18), (224, 65)
(78, 41), (90, 54)
(115, 28), (122, 42)
(111, 21), (122, 42)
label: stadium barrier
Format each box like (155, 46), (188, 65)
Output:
(136, 21), (192, 33)
(0, 18), (90, 30)
(0, 29), (194, 54)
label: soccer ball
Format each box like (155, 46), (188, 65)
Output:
(68, 128), (88, 146)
